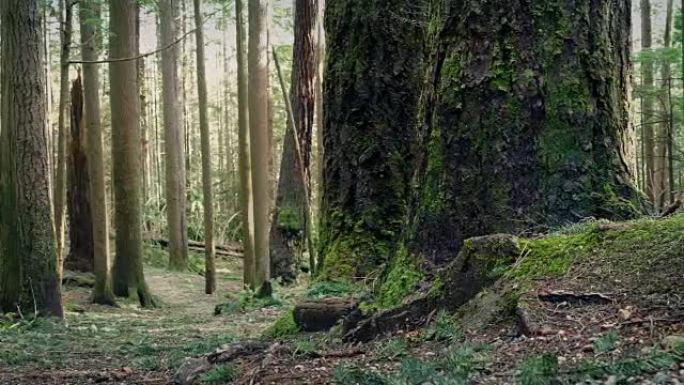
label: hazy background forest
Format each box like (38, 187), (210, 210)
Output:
(1, 0), (683, 384)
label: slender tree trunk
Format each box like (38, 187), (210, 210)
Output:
(224, 9), (236, 213)
(160, 0), (189, 271)
(79, 0), (116, 306)
(235, 0), (256, 289)
(65, 73), (94, 273)
(313, 0), (325, 269)
(55, 0), (74, 273)
(641, 0), (656, 205)
(193, 0), (216, 294)
(0, 0), (64, 318)
(654, 0), (674, 211)
(137, 5), (150, 208)
(109, 0), (156, 307)
(270, 0), (317, 282)
(249, 0), (272, 294)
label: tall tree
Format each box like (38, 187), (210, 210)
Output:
(160, 0), (189, 271)
(235, 0), (256, 289)
(80, 0), (116, 306)
(641, 0), (656, 205)
(109, 0), (156, 307)
(54, 0), (74, 272)
(65, 73), (94, 273)
(193, 0), (216, 294)
(270, 0), (317, 282)
(321, 0), (638, 276)
(0, 0), (64, 318)
(248, 0), (271, 293)
(654, 0), (674, 211)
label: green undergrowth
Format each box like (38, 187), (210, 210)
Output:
(334, 340), (489, 385)
(199, 364), (238, 384)
(517, 341), (684, 385)
(262, 310), (300, 339)
(214, 290), (284, 316)
(143, 244), (206, 275)
(306, 280), (368, 300)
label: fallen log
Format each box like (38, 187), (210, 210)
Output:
(146, 238), (243, 258)
(293, 297), (359, 332)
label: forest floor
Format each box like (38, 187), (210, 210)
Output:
(0, 253), (299, 385)
(1, 216), (684, 385)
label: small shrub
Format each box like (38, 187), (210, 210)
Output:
(377, 337), (409, 360)
(423, 311), (463, 341)
(593, 330), (619, 353)
(215, 291), (283, 315)
(516, 354), (558, 385)
(262, 310), (300, 339)
(306, 281), (364, 299)
(200, 364), (237, 384)
(333, 365), (388, 385)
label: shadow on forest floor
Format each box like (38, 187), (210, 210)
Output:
(0, 254), (299, 384)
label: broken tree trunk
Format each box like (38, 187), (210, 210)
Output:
(293, 297), (358, 332)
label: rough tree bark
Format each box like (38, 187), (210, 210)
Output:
(193, 0), (216, 294)
(160, 0), (189, 271)
(641, 0), (656, 205)
(654, 0), (674, 211)
(321, 0), (638, 274)
(248, 0), (272, 293)
(319, 0), (424, 278)
(235, 0), (256, 289)
(0, 0), (64, 318)
(270, 0), (317, 282)
(109, 0), (156, 307)
(65, 73), (94, 273)
(79, 0), (116, 306)
(54, 0), (74, 272)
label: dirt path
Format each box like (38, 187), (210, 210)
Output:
(0, 258), (285, 385)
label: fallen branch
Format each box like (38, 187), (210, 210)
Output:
(146, 238), (243, 259)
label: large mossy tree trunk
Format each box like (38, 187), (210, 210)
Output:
(0, 0), (63, 318)
(321, 0), (639, 276)
(412, 0), (638, 262)
(319, 0), (426, 278)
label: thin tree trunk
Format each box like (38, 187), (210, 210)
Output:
(160, 0), (189, 271)
(654, 0), (674, 210)
(55, 0), (74, 274)
(224, 9), (236, 213)
(269, 0), (317, 282)
(193, 0), (216, 294)
(313, 0), (325, 269)
(641, 0), (656, 205)
(79, 0), (117, 306)
(235, 0), (256, 289)
(137, 5), (150, 208)
(249, 0), (272, 294)
(109, 0), (156, 307)
(0, 0), (64, 318)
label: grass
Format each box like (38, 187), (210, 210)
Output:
(200, 364), (238, 384)
(0, 256), (293, 380)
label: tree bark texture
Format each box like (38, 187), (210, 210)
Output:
(65, 73), (94, 273)
(270, 0), (317, 282)
(80, 0), (116, 306)
(321, 0), (638, 275)
(160, 0), (189, 271)
(248, 0), (272, 291)
(0, 0), (64, 318)
(235, 0), (256, 288)
(193, 0), (216, 294)
(109, 0), (155, 307)
(319, 0), (425, 278)
(641, 0), (656, 204)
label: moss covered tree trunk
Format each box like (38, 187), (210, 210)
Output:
(412, 0), (637, 262)
(319, 0), (425, 278)
(0, 0), (63, 318)
(321, 0), (638, 275)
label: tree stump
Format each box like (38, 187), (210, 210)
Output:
(293, 297), (358, 332)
